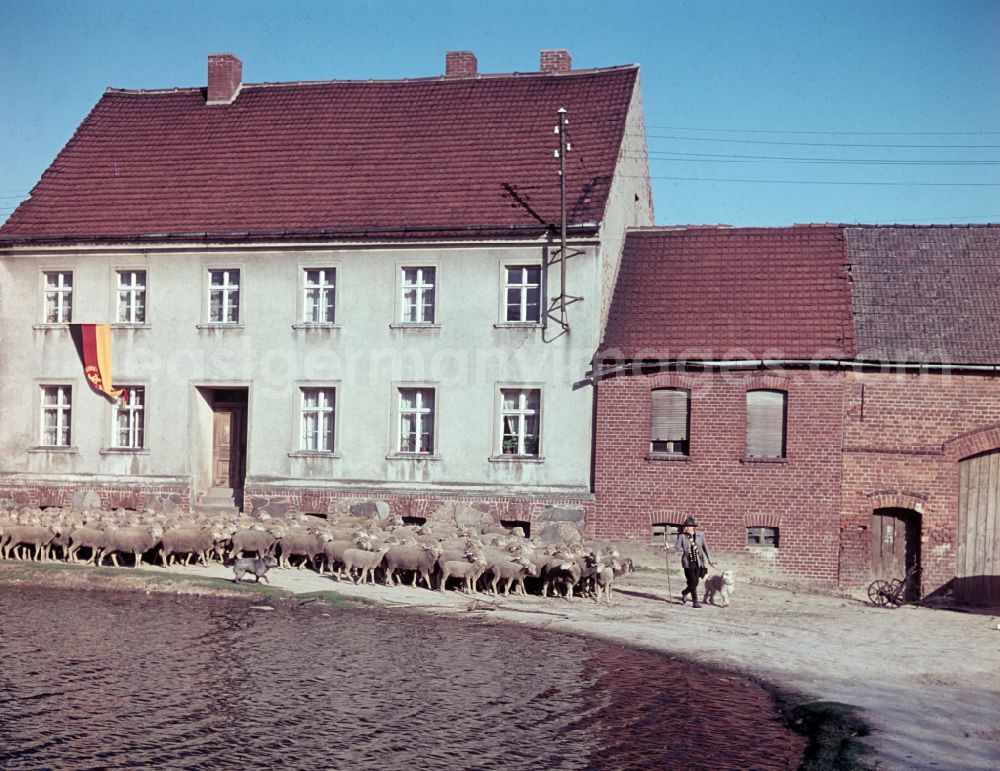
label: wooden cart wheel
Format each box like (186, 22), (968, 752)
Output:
(868, 580), (892, 606)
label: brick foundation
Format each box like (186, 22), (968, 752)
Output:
(0, 481), (190, 513)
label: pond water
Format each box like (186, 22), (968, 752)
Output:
(0, 586), (804, 769)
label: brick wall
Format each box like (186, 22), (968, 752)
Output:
(840, 370), (1000, 595)
(0, 481), (189, 513)
(593, 368), (846, 584)
(594, 366), (1000, 595)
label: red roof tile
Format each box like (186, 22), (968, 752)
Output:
(601, 226), (856, 360)
(1, 67), (637, 244)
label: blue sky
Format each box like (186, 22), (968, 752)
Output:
(2, 0), (998, 227)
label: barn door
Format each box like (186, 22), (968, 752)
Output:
(872, 508), (920, 602)
(957, 450), (1000, 606)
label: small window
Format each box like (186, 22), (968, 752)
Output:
(500, 388), (540, 456)
(41, 385), (72, 446)
(208, 269), (240, 323)
(651, 522), (680, 547)
(301, 387), (336, 452)
(44, 271), (73, 323)
(399, 387), (435, 453)
(650, 388), (690, 454)
(303, 268), (336, 324)
(401, 267), (435, 324)
(402, 516), (427, 526)
(747, 526), (779, 547)
(112, 386), (145, 449)
(504, 265), (541, 323)
(746, 389), (787, 458)
(116, 270), (146, 324)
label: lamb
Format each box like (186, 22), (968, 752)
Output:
(229, 528), (276, 559)
(594, 562), (617, 604)
(275, 530), (329, 570)
(438, 550), (488, 594)
(160, 526), (219, 567)
(99, 525), (163, 568)
(66, 526), (108, 564)
(322, 532), (371, 579)
(484, 554), (538, 596)
(382, 543), (442, 589)
(1, 524), (60, 561)
(341, 545), (391, 585)
(542, 555), (582, 600)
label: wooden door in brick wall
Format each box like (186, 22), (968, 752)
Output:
(871, 508), (920, 601)
(956, 450), (1000, 606)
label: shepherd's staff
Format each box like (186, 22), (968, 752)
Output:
(664, 540), (672, 599)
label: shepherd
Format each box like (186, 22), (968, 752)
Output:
(667, 516), (715, 608)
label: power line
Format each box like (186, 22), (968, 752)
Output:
(645, 174), (1000, 187)
(645, 124), (1000, 137)
(642, 151), (1000, 166)
(642, 133), (1000, 149)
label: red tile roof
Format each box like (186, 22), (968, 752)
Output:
(603, 224), (1000, 365)
(601, 226), (856, 360)
(1, 67), (638, 244)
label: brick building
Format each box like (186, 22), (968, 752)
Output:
(0, 50), (653, 537)
(594, 225), (1000, 604)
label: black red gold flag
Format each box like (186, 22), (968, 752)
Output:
(69, 324), (123, 401)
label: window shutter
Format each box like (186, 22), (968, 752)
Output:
(746, 390), (786, 458)
(651, 389), (689, 442)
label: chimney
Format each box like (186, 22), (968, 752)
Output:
(540, 49), (572, 73)
(207, 52), (242, 104)
(445, 50), (478, 78)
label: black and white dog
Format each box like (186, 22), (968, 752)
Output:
(226, 555), (278, 584)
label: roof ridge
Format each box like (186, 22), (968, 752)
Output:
(103, 63), (640, 95)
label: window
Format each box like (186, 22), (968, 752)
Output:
(113, 387), (145, 449)
(303, 268), (336, 324)
(44, 271), (73, 323)
(650, 388), (690, 454)
(401, 267), (435, 323)
(41, 385), (72, 446)
(504, 265), (541, 323)
(651, 522), (680, 547)
(747, 526), (779, 547)
(500, 388), (540, 456)
(745, 390), (787, 458)
(301, 387), (336, 452)
(208, 269), (240, 323)
(117, 270), (147, 324)
(398, 387), (435, 453)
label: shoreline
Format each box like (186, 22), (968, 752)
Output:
(3, 561), (998, 769)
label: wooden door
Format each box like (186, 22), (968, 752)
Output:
(957, 450), (1000, 606)
(212, 406), (244, 489)
(872, 508), (920, 601)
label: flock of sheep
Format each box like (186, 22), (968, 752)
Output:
(0, 506), (630, 602)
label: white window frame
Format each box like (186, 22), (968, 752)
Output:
(43, 271), (73, 324)
(40, 385), (73, 447)
(302, 267), (337, 325)
(116, 270), (147, 324)
(503, 264), (543, 324)
(400, 266), (436, 324)
(300, 386), (336, 452)
(499, 387), (541, 457)
(397, 386), (436, 454)
(112, 386), (146, 449)
(207, 268), (241, 324)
